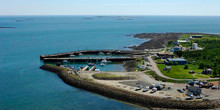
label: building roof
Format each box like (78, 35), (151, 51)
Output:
(165, 66), (171, 69)
(192, 35), (202, 36)
(174, 47), (182, 49)
(177, 40), (187, 42)
(167, 58), (187, 62)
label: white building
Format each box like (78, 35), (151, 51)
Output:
(177, 40), (187, 43)
(192, 43), (198, 50)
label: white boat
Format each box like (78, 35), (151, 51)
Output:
(88, 63), (95, 66)
(78, 53), (83, 55)
(101, 59), (108, 63)
(69, 54), (75, 57)
(101, 59), (111, 63)
(99, 52), (104, 55)
(95, 69), (100, 72)
(99, 63), (105, 66)
(62, 60), (68, 63)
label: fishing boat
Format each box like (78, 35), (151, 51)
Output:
(99, 63), (105, 66)
(98, 52), (104, 55)
(69, 54), (75, 57)
(95, 69), (100, 72)
(88, 63), (95, 66)
(101, 59), (111, 63)
(62, 60), (68, 63)
(78, 53), (83, 55)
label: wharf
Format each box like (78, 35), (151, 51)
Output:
(40, 50), (147, 59)
(43, 57), (136, 62)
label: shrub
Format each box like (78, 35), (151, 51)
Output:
(184, 65), (189, 69)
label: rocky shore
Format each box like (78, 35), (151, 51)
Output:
(40, 64), (220, 109)
(123, 60), (137, 72)
(129, 33), (208, 50)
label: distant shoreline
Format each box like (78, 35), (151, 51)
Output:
(0, 27), (15, 28)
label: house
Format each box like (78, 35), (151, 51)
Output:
(189, 70), (195, 74)
(202, 69), (212, 74)
(177, 40), (187, 43)
(173, 42), (179, 45)
(192, 35), (203, 38)
(188, 86), (202, 96)
(166, 58), (187, 65)
(163, 66), (171, 71)
(173, 47), (182, 51)
(170, 50), (175, 52)
(156, 53), (174, 59)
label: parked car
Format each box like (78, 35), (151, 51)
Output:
(185, 96), (193, 100)
(195, 95), (203, 99)
(142, 87), (149, 92)
(149, 84), (156, 89)
(185, 93), (192, 96)
(135, 85), (142, 91)
(177, 89), (184, 93)
(150, 88), (157, 94)
(211, 86), (218, 89)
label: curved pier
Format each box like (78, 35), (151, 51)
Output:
(40, 64), (220, 109)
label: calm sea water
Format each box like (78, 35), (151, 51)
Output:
(0, 16), (220, 110)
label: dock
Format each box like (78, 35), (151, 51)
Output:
(89, 66), (96, 71)
(40, 50), (147, 59)
(43, 57), (136, 62)
(82, 66), (89, 71)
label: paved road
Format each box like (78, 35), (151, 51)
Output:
(147, 56), (219, 81)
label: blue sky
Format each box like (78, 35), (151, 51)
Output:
(1, 0), (220, 16)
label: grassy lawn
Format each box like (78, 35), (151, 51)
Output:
(92, 73), (135, 80)
(93, 73), (124, 78)
(146, 71), (188, 83)
(157, 64), (209, 79)
(195, 74), (210, 78)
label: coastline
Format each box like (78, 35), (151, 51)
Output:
(40, 64), (220, 109)
(128, 33), (210, 50)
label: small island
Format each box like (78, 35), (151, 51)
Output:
(40, 33), (220, 109)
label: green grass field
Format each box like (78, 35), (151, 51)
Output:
(157, 64), (209, 79)
(93, 73), (124, 78)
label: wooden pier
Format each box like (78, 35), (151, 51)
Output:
(82, 66), (89, 71)
(89, 66), (96, 71)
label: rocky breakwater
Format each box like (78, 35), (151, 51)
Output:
(40, 64), (219, 109)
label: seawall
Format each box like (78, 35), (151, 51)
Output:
(40, 50), (147, 59)
(40, 64), (219, 109)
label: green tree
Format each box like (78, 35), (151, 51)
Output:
(184, 64), (189, 69)
(174, 51), (183, 57)
(199, 63), (205, 69)
(168, 61), (173, 65)
(174, 62), (178, 65)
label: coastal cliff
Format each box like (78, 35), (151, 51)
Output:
(40, 64), (219, 109)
